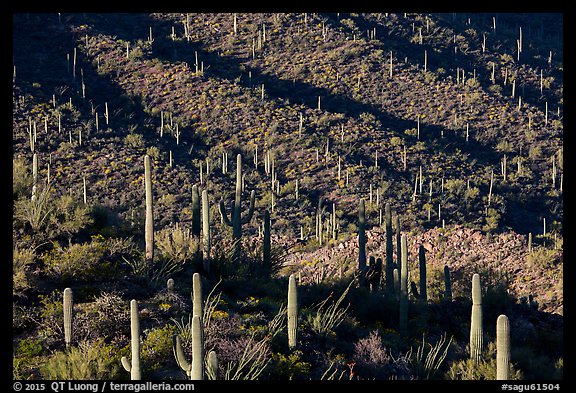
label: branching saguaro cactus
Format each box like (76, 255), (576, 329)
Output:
(358, 198), (367, 273)
(219, 154), (256, 262)
(470, 273), (483, 363)
(496, 314), (511, 380)
(144, 155), (154, 262)
(288, 274), (298, 349)
(399, 234), (409, 336)
(418, 244), (427, 302)
(121, 299), (142, 380)
(63, 287), (73, 349)
(173, 315), (205, 380)
(202, 189), (211, 273)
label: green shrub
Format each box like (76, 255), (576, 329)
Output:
(13, 156), (32, 200)
(445, 343), (522, 380)
(124, 133), (145, 149)
(156, 224), (199, 263)
(41, 240), (113, 282)
(13, 245), (36, 297)
(269, 350), (311, 379)
(40, 339), (122, 380)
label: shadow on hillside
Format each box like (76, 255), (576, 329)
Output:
(13, 13), (560, 236)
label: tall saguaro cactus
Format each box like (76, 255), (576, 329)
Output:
(444, 265), (452, 301)
(418, 245), (427, 302)
(384, 203), (394, 294)
(288, 274), (298, 349)
(496, 314), (511, 380)
(399, 234), (409, 336)
(121, 299), (142, 380)
(191, 185), (201, 238)
(358, 198), (367, 273)
(202, 189), (211, 273)
(63, 287), (73, 349)
(263, 209), (271, 273)
(470, 274), (483, 363)
(144, 155), (154, 262)
(219, 154), (256, 262)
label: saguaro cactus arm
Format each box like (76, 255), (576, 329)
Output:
(173, 335), (192, 377)
(121, 299), (141, 380)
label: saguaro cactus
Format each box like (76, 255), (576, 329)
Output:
(496, 314), (511, 380)
(173, 315), (205, 380)
(192, 272), (202, 319)
(384, 203), (394, 294)
(263, 209), (271, 273)
(418, 245), (427, 302)
(121, 299), (142, 380)
(444, 265), (452, 301)
(206, 350), (218, 380)
(358, 198), (367, 273)
(63, 287), (73, 349)
(399, 234), (409, 336)
(288, 274), (298, 349)
(202, 189), (211, 273)
(144, 155), (154, 262)
(219, 154), (256, 262)
(470, 273), (483, 363)
(191, 185), (201, 238)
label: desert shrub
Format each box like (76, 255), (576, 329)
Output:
(13, 156), (32, 200)
(46, 194), (94, 243)
(13, 245), (36, 298)
(124, 132), (145, 149)
(269, 350), (311, 379)
(74, 291), (130, 343)
(446, 343), (522, 380)
(41, 240), (113, 282)
(156, 224), (199, 263)
(140, 324), (178, 373)
(526, 248), (559, 269)
(146, 146), (161, 160)
(40, 339), (122, 380)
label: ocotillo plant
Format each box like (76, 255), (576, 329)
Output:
(121, 299), (142, 380)
(173, 315), (205, 380)
(144, 155), (154, 262)
(496, 314), (511, 380)
(358, 198), (367, 273)
(384, 203), (394, 294)
(418, 245), (427, 302)
(399, 234), (409, 336)
(219, 154), (256, 263)
(444, 265), (452, 301)
(191, 185), (201, 238)
(470, 273), (483, 363)
(63, 287), (73, 349)
(192, 272), (202, 319)
(202, 189), (211, 273)
(288, 274), (298, 349)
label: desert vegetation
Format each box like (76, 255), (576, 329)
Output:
(12, 12), (562, 381)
